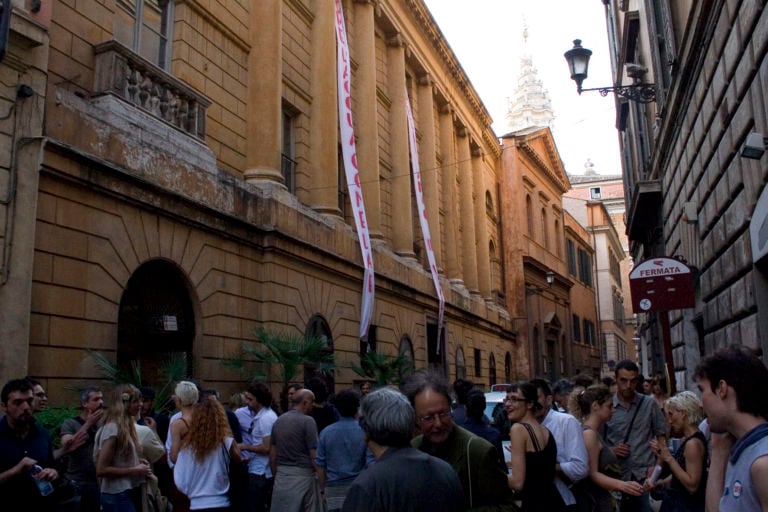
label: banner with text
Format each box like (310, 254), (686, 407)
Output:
(334, 0), (374, 338)
(405, 93), (445, 343)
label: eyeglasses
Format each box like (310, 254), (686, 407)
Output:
(419, 410), (452, 425)
(504, 397), (527, 404)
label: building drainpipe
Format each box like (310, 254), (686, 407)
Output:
(0, 1), (11, 62)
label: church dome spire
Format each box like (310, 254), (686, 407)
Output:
(505, 21), (555, 132)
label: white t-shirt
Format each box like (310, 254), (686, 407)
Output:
(96, 422), (144, 494)
(174, 437), (234, 510)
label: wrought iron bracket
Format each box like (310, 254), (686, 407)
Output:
(578, 83), (656, 103)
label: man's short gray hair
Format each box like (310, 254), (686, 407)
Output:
(359, 387), (415, 447)
(80, 386), (101, 405)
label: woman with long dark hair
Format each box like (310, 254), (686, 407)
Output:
(173, 397), (242, 511)
(95, 384), (152, 512)
(505, 381), (565, 512)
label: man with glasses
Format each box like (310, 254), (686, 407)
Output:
(402, 372), (517, 512)
(26, 377), (48, 413)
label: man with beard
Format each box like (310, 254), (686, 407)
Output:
(0, 378), (60, 510)
(402, 372), (517, 512)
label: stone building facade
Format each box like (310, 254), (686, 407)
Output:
(563, 211), (602, 376)
(0, 0), (530, 400)
(565, 170), (636, 376)
(499, 127), (598, 381)
(600, 0), (768, 389)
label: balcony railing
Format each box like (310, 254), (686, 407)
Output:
(93, 40), (211, 140)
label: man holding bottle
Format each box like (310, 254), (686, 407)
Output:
(0, 378), (60, 510)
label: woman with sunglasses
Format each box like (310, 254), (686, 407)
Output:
(504, 382), (565, 512)
(569, 384), (643, 512)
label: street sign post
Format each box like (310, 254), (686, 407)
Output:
(629, 257), (695, 396)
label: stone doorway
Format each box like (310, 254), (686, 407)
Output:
(117, 259), (196, 387)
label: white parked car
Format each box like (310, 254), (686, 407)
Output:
(484, 391), (511, 464)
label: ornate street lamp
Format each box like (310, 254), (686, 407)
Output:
(564, 39), (656, 104)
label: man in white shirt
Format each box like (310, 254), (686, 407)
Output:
(236, 382), (278, 512)
(531, 378), (589, 510)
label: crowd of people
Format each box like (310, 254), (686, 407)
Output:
(1, 344), (767, 512)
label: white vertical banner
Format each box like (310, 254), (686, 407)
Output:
(405, 93), (445, 344)
(334, 0), (374, 339)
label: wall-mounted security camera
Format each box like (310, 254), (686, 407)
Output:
(742, 132), (766, 160)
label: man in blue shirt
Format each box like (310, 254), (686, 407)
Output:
(0, 378), (60, 511)
(316, 388), (371, 511)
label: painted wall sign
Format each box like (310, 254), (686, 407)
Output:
(629, 257), (695, 313)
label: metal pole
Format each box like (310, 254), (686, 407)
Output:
(659, 311), (676, 395)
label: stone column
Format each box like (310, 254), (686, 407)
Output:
(417, 74), (442, 269)
(439, 104), (461, 284)
(457, 127), (479, 293)
(309, 0), (339, 214)
(245, 2), (283, 184)
(387, 34), (415, 259)
(353, 0), (381, 237)
(472, 146), (492, 298)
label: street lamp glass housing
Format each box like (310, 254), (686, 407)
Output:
(564, 39), (592, 93)
(545, 270), (555, 285)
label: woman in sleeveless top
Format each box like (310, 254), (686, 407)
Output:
(648, 391), (707, 512)
(168, 380), (198, 512)
(569, 385), (643, 512)
(174, 398), (242, 511)
(505, 382), (565, 512)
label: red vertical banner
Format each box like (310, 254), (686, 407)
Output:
(334, 0), (374, 338)
(405, 93), (445, 346)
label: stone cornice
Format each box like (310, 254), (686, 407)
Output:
(519, 142), (569, 195)
(404, 0), (492, 127)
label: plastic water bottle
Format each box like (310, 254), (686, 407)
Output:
(30, 464), (54, 496)
(647, 464), (663, 486)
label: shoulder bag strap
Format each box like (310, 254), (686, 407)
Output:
(622, 395), (644, 445)
(521, 422), (541, 451)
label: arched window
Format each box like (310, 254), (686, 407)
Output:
(455, 346), (467, 380)
(532, 326), (541, 376)
(398, 335), (415, 376)
(489, 353), (497, 386)
(504, 352), (512, 382)
(305, 314), (334, 392)
(489, 240), (496, 291)
(554, 219), (561, 257)
(526, 195), (534, 235)
(485, 190), (494, 216)
(541, 207), (548, 248)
